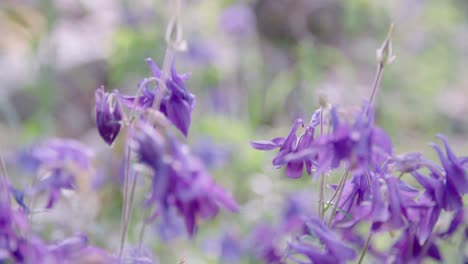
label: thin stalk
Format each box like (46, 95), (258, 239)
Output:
(328, 168), (349, 227)
(0, 155), (7, 181)
(368, 64), (384, 106)
(137, 220), (147, 251)
(122, 172), (138, 246)
(357, 231), (373, 264)
(325, 169), (347, 210)
(318, 108), (325, 220)
(118, 146), (132, 259)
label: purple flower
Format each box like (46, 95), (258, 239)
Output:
(131, 122), (238, 236)
(219, 233), (243, 263)
(18, 139), (94, 209)
(251, 109), (321, 178)
(319, 103), (392, 173)
(48, 234), (89, 260)
(249, 224), (283, 263)
(288, 217), (356, 264)
(388, 227), (442, 264)
(220, 4), (255, 37)
(119, 58), (195, 136)
(95, 86), (122, 145)
(431, 135), (468, 211)
(124, 246), (158, 264)
(160, 63), (196, 137)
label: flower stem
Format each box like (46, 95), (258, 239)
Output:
(118, 146), (132, 259)
(369, 64), (384, 106)
(357, 231), (373, 264)
(318, 108), (325, 220)
(328, 168), (350, 227)
(0, 155), (7, 181)
(137, 220), (147, 251)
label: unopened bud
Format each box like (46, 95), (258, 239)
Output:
(376, 23), (396, 67)
(165, 17), (186, 51)
(318, 91), (328, 109)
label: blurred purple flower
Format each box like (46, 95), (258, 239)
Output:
(131, 122), (238, 236)
(185, 40), (217, 65)
(125, 246), (158, 264)
(17, 139), (94, 209)
(95, 86), (122, 145)
(193, 137), (231, 168)
(249, 224), (283, 263)
(388, 227), (442, 264)
(48, 233), (88, 259)
(220, 4), (255, 37)
(288, 217), (356, 264)
(219, 233), (243, 263)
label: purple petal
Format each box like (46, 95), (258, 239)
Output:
(165, 96), (192, 137)
(145, 58), (162, 78)
(250, 137), (285, 150)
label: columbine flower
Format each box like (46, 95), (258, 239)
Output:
(131, 122), (238, 236)
(160, 63), (196, 137)
(18, 139), (94, 209)
(388, 227), (442, 264)
(95, 86), (122, 145)
(431, 135), (468, 211)
(316, 103), (393, 174)
(119, 58), (195, 136)
(251, 109), (321, 178)
(288, 217), (356, 264)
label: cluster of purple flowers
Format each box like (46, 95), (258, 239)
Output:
(0, 165), (114, 263)
(250, 101), (468, 263)
(93, 55), (238, 254)
(3, 54), (236, 263)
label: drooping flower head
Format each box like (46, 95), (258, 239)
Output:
(118, 58), (195, 137)
(95, 86), (122, 145)
(160, 62), (196, 137)
(131, 122), (238, 236)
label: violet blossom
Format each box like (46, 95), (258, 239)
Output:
(288, 217), (356, 264)
(131, 122), (238, 236)
(95, 86), (122, 145)
(118, 58), (195, 137)
(17, 138), (94, 209)
(250, 109), (321, 178)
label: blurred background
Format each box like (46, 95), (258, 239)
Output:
(1, 0), (468, 263)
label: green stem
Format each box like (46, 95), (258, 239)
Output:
(118, 146), (132, 259)
(328, 168), (349, 227)
(357, 231), (373, 264)
(369, 64), (384, 106)
(318, 108), (325, 220)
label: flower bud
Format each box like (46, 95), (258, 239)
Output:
(95, 86), (122, 145)
(376, 23), (396, 67)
